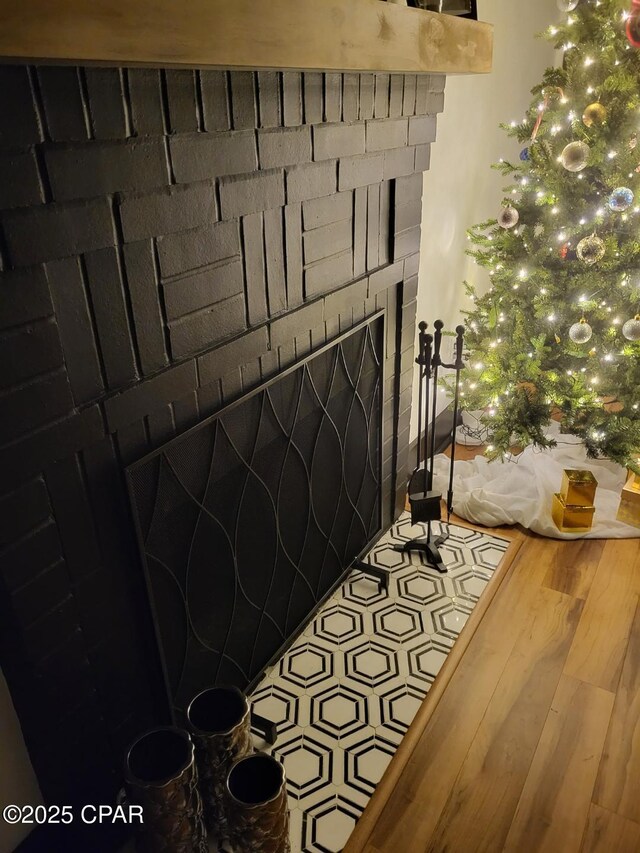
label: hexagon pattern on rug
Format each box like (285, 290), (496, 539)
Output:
(249, 513), (509, 853)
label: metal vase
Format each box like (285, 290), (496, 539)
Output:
(187, 685), (253, 839)
(225, 752), (290, 853)
(125, 726), (207, 853)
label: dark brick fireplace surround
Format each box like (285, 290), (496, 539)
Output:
(0, 66), (443, 816)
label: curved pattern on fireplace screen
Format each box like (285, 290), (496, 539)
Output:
(127, 316), (384, 713)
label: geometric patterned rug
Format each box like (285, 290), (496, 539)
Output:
(247, 513), (510, 853)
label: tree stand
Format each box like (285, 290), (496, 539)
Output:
(393, 321), (466, 574)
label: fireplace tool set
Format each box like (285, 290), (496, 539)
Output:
(125, 686), (288, 853)
(393, 320), (466, 574)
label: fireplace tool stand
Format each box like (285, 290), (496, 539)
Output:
(393, 321), (466, 574)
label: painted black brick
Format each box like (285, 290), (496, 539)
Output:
(324, 74), (342, 122)
(0, 150), (44, 209)
(164, 70), (199, 133)
(284, 203), (304, 309)
(163, 257), (244, 320)
(230, 72), (257, 130)
(170, 131), (257, 182)
(198, 327), (270, 385)
(303, 219), (352, 265)
(270, 300), (324, 347)
(3, 198), (115, 266)
(302, 191), (352, 230)
(0, 320), (63, 390)
(282, 73), (303, 127)
(157, 220), (240, 278)
(0, 478), (50, 545)
(374, 74), (390, 119)
(127, 69), (165, 136)
(85, 69), (128, 139)
(168, 293), (246, 359)
(314, 123), (365, 161)
(83, 247), (138, 389)
(342, 74), (359, 123)
(1, 371), (74, 445)
(303, 73), (323, 125)
(259, 126), (312, 169)
(46, 256), (104, 404)
(200, 71), (231, 132)
(286, 161), (337, 204)
(118, 182), (217, 242)
(103, 359), (197, 431)
(338, 153), (384, 191)
(44, 454), (102, 582)
(241, 213), (268, 326)
(45, 138), (169, 201)
(0, 266), (53, 331)
(121, 240), (168, 375)
(219, 170), (285, 219)
(0, 67), (42, 147)
(264, 207), (286, 315)
(305, 249), (353, 298)
(37, 67), (89, 142)
(257, 72), (281, 128)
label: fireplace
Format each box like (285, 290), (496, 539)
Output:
(0, 64), (442, 817)
(127, 315), (384, 714)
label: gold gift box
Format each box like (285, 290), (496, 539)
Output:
(552, 493), (595, 533)
(561, 469), (598, 507)
(624, 465), (640, 496)
(617, 497), (640, 529)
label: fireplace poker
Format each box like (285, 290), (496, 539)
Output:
(446, 325), (466, 521)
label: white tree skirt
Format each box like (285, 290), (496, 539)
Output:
(432, 422), (639, 539)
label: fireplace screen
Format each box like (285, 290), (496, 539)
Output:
(127, 315), (383, 713)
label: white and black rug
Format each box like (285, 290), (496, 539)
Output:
(249, 513), (510, 853)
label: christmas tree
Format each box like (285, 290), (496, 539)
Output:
(460, 0), (640, 469)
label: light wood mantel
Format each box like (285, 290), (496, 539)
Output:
(0, 0), (492, 74)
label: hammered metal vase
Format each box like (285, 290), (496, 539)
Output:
(225, 752), (291, 853)
(187, 685), (253, 839)
(125, 726), (207, 853)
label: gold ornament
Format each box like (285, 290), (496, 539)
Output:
(576, 233), (605, 266)
(561, 469), (598, 507)
(582, 102), (607, 127)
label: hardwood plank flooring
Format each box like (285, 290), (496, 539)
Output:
(593, 601), (640, 824)
(581, 804), (640, 853)
(563, 539), (640, 692)
(503, 675), (614, 853)
(344, 444), (640, 853)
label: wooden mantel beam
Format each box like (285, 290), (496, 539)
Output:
(0, 0), (493, 74)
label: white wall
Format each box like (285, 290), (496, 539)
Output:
(413, 0), (559, 433)
(0, 669), (42, 853)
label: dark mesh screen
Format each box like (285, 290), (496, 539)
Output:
(127, 317), (383, 713)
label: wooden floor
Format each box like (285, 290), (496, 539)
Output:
(344, 446), (640, 853)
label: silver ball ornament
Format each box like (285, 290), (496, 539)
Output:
(557, 0), (579, 9)
(622, 315), (640, 341)
(608, 187), (634, 212)
(561, 141), (590, 172)
(498, 206), (519, 229)
(577, 233), (605, 266)
(569, 318), (593, 344)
